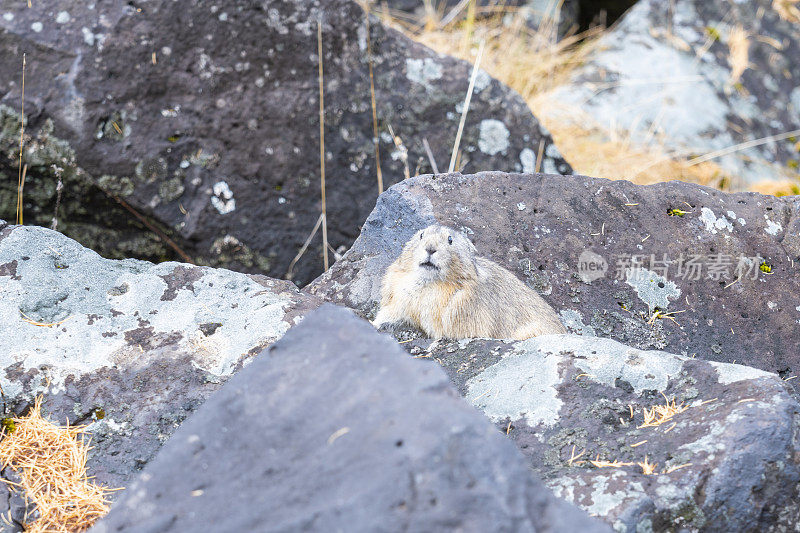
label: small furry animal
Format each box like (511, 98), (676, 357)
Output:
(372, 224), (567, 340)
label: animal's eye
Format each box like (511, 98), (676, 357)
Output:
(448, 236), (453, 245)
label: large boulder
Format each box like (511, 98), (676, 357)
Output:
(413, 333), (800, 531)
(0, 0), (570, 286)
(551, 0), (800, 187)
(92, 305), (608, 533)
(0, 223), (320, 489)
(308, 171), (800, 394)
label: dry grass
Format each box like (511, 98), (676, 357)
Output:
(16, 54), (26, 226)
(0, 397), (114, 532)
(637, 455), (658, 475)
(727, 24), (750, 84)
(379, 2), (800, 194)
(317, 21), (329, 272)
(638, 394), (688, 429)
(589, 458), (634, 468)
(774, 0), (800, 23)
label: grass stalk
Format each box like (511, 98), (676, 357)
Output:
(16, 53), (26, 226)
(286, 213), (324, 281)
(448, 40), (484, 173)
(364, 5), (384, 195)
(318, 22), (329, 272)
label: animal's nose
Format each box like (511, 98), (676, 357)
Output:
(425, 246), (436, 255)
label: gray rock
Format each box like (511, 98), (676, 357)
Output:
(0, 0), (570, 286)
(0, 470), (25, 532)
(552, 0), (800, 187)
(308, 171), (800, 394)
(0, 224), (320, 489)
(382, 0), (581, 38)
(92, 305), (608, 533)
(421, 334), (800, 532)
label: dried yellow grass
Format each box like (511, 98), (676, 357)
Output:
(638, 394), (688, 429)
(773, 0), (800, 23)
(0, 397), (114, 532)
(638, 455), (658, 475)
(727, 24), (750, 84)
(380, 4), (800, 194)
(589, 458), (634, 468)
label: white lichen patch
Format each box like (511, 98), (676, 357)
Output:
(473, 69), (492, 93)
(546, 335), (683, 393)
(82, 27), (97, 46)
(0, 226), (295, 398)
(584, 471), (646, 518)
(725, 210), (746, 226)
(211, 180), (236, 214)
(478, 119), (510, 155)
(545, 143), (562, 159)
(559, 309), (597, 336)
(465, 345), (563, 428)
(712, 361), (775, 385)
(764, 214), (782, 236)
(520, 148), (536, 173)
(625, 267), (680, 311)
(55, 11), (70, 24)
(700, 207), (733, 234)
(542, 158), (558, 174)
(405, 58), (443, 89)
(31, 21), (43, 32)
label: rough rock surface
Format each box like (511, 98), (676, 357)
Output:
(92, 305), (608, 533)
(552, 0), (800, 186)
(400, 333), (800, 532)
(0, 470), (25, 533)
(308, 171), (800, 393)
(0, 0), (570, 286)
(0, 224), (320, 489)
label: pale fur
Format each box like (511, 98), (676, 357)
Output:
(372, 225), (567, 340)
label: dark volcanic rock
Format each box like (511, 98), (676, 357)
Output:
(92, 305), (607, 533)
(0, 0), (570, 286)
(308, 171), (800, 393)
(419, 334), (800, 532)
(0, 224), (320, 489)
(553, 0), (800, 186)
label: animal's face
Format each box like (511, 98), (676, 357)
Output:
(403, 225), (476, 284)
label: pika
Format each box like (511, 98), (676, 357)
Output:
(372, 224), (567, 340)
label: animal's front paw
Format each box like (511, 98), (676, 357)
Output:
(371, 319), (395, 333)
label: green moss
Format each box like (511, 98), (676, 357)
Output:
(206, 235), (272, 272)
(1, 418), (15, 434)
(0, 104), (182, 265)
(97, 174), (135, 197)
(705, 26), (721, 41)
(158, 176), (185, 202)
(135, 157), (168, 184)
